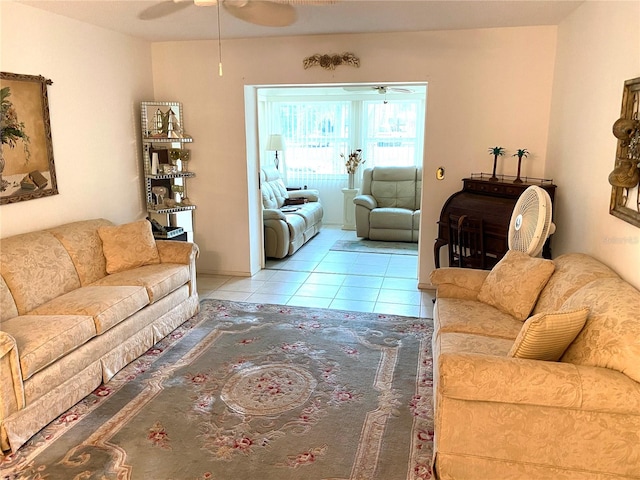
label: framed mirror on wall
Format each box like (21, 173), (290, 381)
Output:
(0, 72), (58, 205)
(609, 76), (640, 227)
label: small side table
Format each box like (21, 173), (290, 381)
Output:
(341, 188), (358, 230)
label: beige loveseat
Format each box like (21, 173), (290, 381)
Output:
(261, 166), (323, 258)
(429, 251), (640, 479)
(353, 166), (422, 242)
(0, 218), (199, 453)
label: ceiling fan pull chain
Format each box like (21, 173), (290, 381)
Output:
(217, 0), (223, 76)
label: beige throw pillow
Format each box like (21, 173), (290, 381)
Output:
(477, 250), (555, 321)
(508, 308), (590, 361)
(98, 219), (160, 274)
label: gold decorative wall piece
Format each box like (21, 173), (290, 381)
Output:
(303, 52), (360, 70)
(609, 77), (640, 227)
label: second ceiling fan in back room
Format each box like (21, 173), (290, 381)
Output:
(138, 0), (335, 27)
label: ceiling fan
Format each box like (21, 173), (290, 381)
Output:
(139, 0), (329, 27)
(343, 86), (415, 94)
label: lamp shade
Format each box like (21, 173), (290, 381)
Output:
(266, 134), (285, 151)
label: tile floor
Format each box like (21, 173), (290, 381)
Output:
(197, 226), (435, 318)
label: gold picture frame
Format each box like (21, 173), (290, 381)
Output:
(609, 76), (640, 227)
(0, 72), (58, 205)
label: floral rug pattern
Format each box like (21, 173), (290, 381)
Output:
(2, 300), (434, 480)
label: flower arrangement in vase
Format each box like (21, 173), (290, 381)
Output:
(341, 149), (365, 189)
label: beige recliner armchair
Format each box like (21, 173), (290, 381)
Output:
(261, 166), (323, 258)
(353, 166), (422, 242)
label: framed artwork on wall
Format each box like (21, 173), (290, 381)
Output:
(609, 76), (640, 227)
(0, 72), (58, 205)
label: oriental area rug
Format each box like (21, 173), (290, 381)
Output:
(330, 240), (418, 256)
(3, 300), (434, 480)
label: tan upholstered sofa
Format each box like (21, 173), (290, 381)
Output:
(353, 166), (422, 242)
(0, 218), (199, 453)
(261, 166), (323, 258)
(429, 251), (640, 479)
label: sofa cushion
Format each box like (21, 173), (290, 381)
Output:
(0, 231), (81, 315)
(260, 167), (289, 209)
(49, 219), (112, 286)
(1, 314), (96, 380)
(508, 308), (590, 361)
(477, 250), (555, 321)
(437, 332), (514, 357)
(29, 286), (149, 335)
(561, 278), (640, 383)
(370, 207), (414, 230)
(98, 220), (160, 274)
(435, 298), (524, 340)
(370, 166), (420, 210)
(533, 253), (619, 315)
(290, 203), (323, 228)
(91, 263), (190, 303)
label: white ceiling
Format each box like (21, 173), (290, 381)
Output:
(19, 0), (584, 42)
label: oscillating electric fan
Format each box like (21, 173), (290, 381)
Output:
(508, 186), (556, 257)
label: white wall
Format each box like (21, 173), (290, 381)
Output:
(546, 1), (640, 289)
(0, 2), (154, 238)
(151, 27), (558, 279)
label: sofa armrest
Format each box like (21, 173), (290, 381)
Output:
(156, 241), (199, 296)
(288, 189), (320, 202)
(429, 267), (489, 299)
(438, 353), (640, 415)
(0, 331), (25, 449)
(353, 194), (377, 210)
(156, 240), (199, 265)
(263, 208), (287, 221)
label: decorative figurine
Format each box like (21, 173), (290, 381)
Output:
(488, 146), (505, 181)
(513, 149), (529, 183)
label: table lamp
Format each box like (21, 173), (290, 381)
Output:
(266, 134), (285, 169)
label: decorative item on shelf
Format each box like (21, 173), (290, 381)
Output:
(169, 149), (182, 171)
(166, 108), (182, 138)
(181, 197), (193, 206)
(179, 149), (191, 172)
(512, 149), (529, 184)
(266, 134), (285, 170)
(341, 148), (365, 189)
(152, 108), (165, 136)
(303, 53), (360, 71)
(151, 186), (168, 206)
(609, 76), (640, 227)
(151, 152), (159, 175)
(488, 146), (505, 182)
(172, 184), (185, 204)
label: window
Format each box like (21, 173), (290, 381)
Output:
(260, 85), (426, 186)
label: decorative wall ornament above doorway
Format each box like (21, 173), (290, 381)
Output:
(303, 52), (360, 70)
(609, 76), (640, 227)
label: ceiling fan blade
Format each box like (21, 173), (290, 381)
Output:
(222, 0), (297, 27)
(388, 87), (414, 94)
(138, 1), (192, 20)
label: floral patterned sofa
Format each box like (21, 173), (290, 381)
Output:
(429, 251), (640, 479)
(0, 218), (199, 453)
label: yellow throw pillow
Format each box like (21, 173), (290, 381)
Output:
(477, 250), (555, 320)
(508, 308), (590, 361)
(98, 219), (160, 274)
